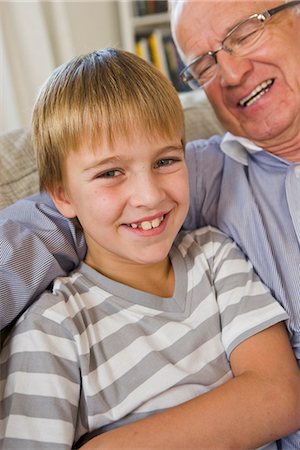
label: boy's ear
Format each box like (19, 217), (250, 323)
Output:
(50, 185), (77, 219)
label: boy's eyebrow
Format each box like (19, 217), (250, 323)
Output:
(82, 156), (121, 172)
(82, 145), (184, 172)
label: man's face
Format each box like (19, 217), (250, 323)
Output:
(51, 131), (189, 282)
(173, 1), (300, 154)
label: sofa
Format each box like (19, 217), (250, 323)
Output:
(0, 91), (224, 210)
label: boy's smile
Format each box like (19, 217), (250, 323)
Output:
(125, 213), (165, 231)
(52, 131), (189, 288)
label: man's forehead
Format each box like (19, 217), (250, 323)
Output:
(172, 0), (280, 61)
(179, 0), (279, 5)
(173, 0), (279, 36)
(174, 0), (279, 16)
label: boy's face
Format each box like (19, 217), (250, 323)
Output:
(52, 131), (189, 277)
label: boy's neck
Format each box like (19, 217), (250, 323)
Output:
(84, 254), (175, 298)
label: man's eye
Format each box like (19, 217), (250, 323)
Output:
(193, 59), (215, 82)
(234, 30), (258, 46)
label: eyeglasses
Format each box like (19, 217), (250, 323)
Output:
(180, 0), (300, 89)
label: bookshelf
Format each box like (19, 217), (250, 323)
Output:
(118, 0), (189, 92)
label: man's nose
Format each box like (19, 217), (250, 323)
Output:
(216, 51), (253, 87)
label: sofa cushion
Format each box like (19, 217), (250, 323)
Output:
(181, 91), (224, 143)
(0, 128), (39, 210)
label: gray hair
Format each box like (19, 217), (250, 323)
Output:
(285, 0), (300, 14)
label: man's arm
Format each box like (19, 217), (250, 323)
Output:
(81, 322), (300, 450)
(0, 193), (85, 330)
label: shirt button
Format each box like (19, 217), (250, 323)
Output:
(294, 165), (300, 178)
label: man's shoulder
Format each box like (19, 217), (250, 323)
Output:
(185, 135), (225, 174)
(186, 135), (223, 156)
(183, 136), (227, 230)
(185, 134), (248, 195)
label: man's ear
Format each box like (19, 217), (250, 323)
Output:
(50, 185), (77, 219)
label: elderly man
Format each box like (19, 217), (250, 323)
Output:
(171, 4), (300, 448)
(1, 1), (300, 448)
(172, 0), (300, 361)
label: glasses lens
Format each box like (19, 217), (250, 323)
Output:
(181, 54), (217, 89)
(224, 17), (265, 55)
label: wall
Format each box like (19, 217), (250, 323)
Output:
(0, 1), (121, 134)
(64, 2), (121, 55)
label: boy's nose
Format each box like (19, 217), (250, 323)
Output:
(129, 172), (164, 208)
(216, 51), (253, 87)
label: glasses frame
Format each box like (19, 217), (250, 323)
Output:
(180, 0), (300, 88)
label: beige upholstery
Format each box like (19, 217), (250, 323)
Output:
(0, 128), (39, 209)
(0, 91), (224, 210)
(181, 91), (224, 143)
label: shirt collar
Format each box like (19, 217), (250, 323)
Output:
(220, 132), (262, 165)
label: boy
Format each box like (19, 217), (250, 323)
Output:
(0, 49), (299, 450)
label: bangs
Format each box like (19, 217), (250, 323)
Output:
(80, 87), (184, 149)
(65, 50), (184, 149)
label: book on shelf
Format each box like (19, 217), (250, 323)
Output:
(162, 35), (191, 92)
(133, 0), (168, 16)
(135, 28), (190, 92)
(135, 36), (152, 64)
(148, 28), (170, 78)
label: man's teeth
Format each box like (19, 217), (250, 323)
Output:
(239, 79), (273, 107)
(129, 216), (164, 230)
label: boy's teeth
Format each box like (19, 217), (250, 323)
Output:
(140, 221), (152, 231)
(151, 218), (161, 228)
(129, 216), (164, 230)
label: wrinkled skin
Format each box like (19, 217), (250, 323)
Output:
(172, 0), (300, 161)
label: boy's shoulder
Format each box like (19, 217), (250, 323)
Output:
(174, 226), (235, 273)
(15, 269), (86, 326)
(24, 265), (112, 321)
(18, 278), (73, 323)
(176, 225), (231, 252)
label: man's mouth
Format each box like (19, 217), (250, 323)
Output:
(239, 79), (274, 107)
(127, 216), (165, 231)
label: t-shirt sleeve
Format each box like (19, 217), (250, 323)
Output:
(0, 193), (86, 330)
(202, 227), (289, 356)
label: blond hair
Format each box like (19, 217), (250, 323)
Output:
(32, 48), (184, 193)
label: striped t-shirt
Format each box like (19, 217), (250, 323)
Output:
(0, 226), (287, 449)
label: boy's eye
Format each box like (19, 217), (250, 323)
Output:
(97, 169), (122, 178)
(154, 158), (177, 168)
